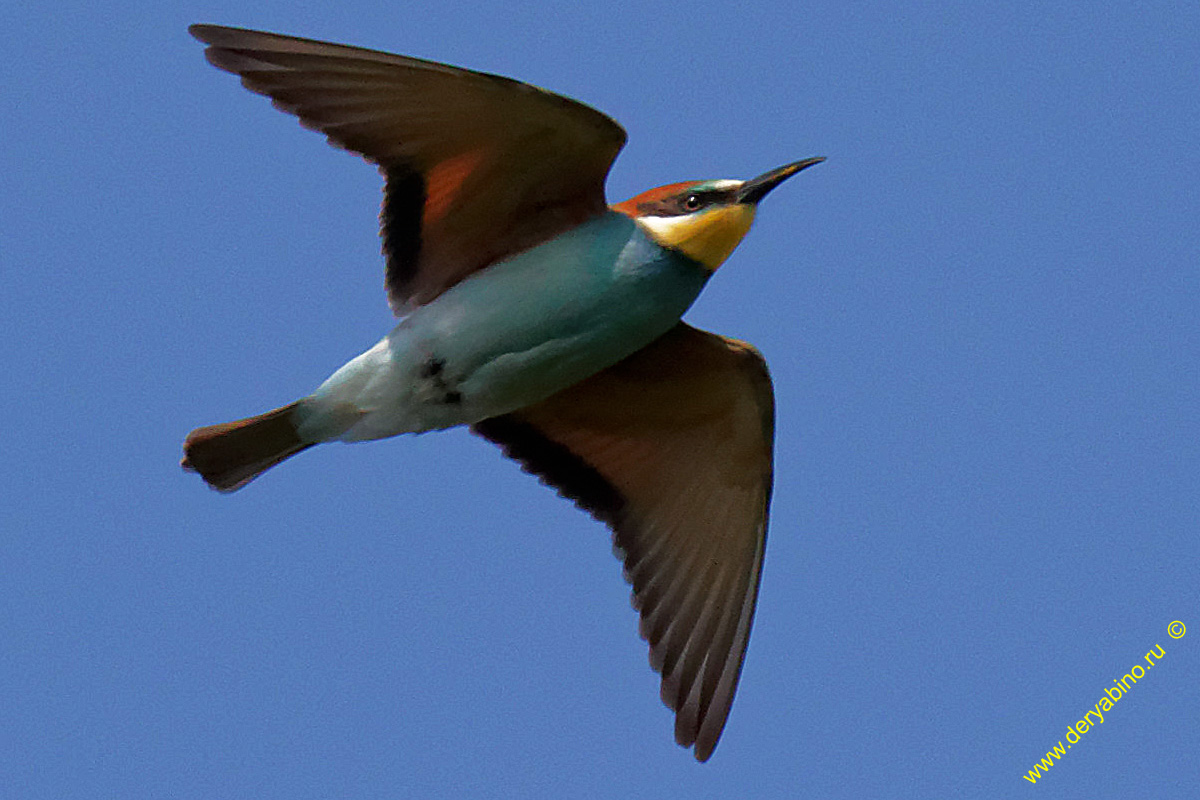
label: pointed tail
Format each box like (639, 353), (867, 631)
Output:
(182, 402), (314, 492)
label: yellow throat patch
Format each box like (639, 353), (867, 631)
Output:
(636, 204), (757, 270)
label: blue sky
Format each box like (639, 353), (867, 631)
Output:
(3, 1), (1198, 798)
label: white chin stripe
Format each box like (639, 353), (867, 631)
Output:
(636, 204), (756, 270)
(636, 212), (694, 241)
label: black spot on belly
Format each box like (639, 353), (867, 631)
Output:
(418, 355), (463, 405)
(419, 357), (445, 378)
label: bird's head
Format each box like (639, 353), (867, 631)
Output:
(613, 157), (825, 271)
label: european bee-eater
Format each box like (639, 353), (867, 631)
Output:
(182, 24), (823, 761)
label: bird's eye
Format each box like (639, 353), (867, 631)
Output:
(684, 193), (703, 211)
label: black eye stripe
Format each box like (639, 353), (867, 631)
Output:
(683, 187), (740, 212)
(635, 187), (734, 217)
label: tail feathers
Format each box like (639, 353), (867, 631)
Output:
(182, 402), (313, 492)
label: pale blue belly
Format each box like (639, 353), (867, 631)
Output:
(300, 212), (709, 441)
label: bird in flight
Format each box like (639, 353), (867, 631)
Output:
(182, 24), (823, 761)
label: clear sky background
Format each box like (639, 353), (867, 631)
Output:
(3, 2), (1198, 798)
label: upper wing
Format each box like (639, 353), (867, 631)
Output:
(472, 324), (774, 761)
(190, 25), (627, 312)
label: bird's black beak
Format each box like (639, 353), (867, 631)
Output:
(737, 156), (825, 204)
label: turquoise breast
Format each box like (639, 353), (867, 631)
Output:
(301, 212), (711, 441)
(401, 211), (710, 421)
